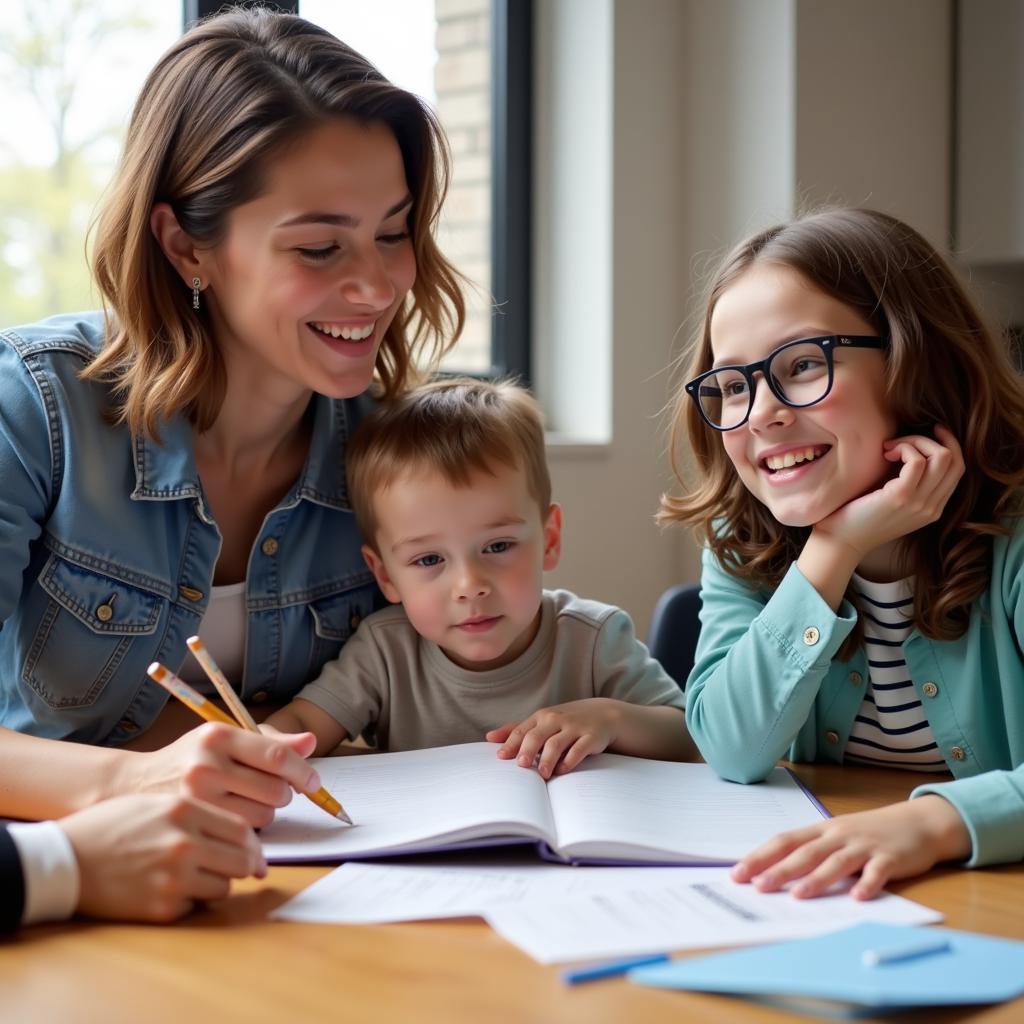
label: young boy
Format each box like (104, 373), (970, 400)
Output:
(266, 379), (694, 778)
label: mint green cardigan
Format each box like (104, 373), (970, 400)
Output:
(686, 522), (1024, 868)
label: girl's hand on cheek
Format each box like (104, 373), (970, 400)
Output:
(730, 797), (972, 900)
(814, 424), (964, 558)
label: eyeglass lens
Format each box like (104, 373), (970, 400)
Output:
(697, 341), (831, 429)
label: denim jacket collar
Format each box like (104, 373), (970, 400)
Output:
(131, 392), (353, 510)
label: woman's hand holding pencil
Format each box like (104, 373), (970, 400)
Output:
(184, 638), (352, 823)
(145, 650), (352, 827)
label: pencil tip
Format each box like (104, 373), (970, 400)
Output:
(337, 810), (354, 825)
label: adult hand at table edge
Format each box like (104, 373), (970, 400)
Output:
(60, 792), (266, 922)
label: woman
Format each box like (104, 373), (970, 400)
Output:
(0, 6), (463, 847)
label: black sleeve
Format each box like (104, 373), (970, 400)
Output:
(0, 824), (27, 933)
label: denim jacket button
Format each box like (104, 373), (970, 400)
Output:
(251, 690), (269, 703)
(95, 603), (114, 622)
(178, 585), (204, 602)
(350, 613), (362, 631)
(117, 717), (138, 733)
(261, 537), (279, 557)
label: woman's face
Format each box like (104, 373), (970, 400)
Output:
(202, 117), (416, 402)
(710, 263), (898, 527)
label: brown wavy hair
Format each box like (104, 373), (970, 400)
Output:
(85, 5), (464, 438)
(659, 207), (1024, 658)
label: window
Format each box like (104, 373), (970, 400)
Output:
(0, 0), (530, 382)
(0, 1), (180, 325)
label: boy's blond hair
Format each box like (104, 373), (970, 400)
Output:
(347, 378), (551, 549)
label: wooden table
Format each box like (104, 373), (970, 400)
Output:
(2, 763), (1021, 1024)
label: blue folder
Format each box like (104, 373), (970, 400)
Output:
(629, 922), (1024, 1019)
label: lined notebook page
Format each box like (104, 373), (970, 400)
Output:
(261, 743), (555, 862)
(547, 755), (826, 861)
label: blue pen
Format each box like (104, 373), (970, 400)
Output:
(561, 953), (671, 985)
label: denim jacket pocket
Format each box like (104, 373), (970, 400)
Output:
(22, 554), (165, 709)
(307, 578), (378, 676)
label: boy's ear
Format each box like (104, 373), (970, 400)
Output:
(542, 503), (563, 571)
(362, 544), (402, 604)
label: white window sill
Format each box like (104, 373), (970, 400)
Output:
(544, 434), (612, 460)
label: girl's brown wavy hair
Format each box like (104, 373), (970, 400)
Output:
(84, 6), (464, 438)
(659, 207), (1024, 658)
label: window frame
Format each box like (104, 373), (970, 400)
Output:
(489, 0), (532, 385)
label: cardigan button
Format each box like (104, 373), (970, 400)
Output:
(922, 681), (939, 698)
(848, 671), (863, 686)
(802, 626), (820, 646)
(825, 730), (840, 745)
(951, 746), (966, 761)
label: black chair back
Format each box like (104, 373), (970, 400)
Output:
(647, 583), (702, 690)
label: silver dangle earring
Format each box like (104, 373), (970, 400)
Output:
(192, 276), (201, 310)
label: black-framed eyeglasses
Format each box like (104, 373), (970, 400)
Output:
(685, 335), (887, 431)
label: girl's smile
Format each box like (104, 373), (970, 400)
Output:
(758, 443), (833, 483)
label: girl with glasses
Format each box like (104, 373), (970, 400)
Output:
(660, 207), (1024, 899)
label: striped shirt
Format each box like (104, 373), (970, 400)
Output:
(844, 574), (949, 772)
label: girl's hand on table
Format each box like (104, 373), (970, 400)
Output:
(731, 796), (972, 899)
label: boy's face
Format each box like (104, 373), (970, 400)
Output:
(362, 462), (562, 670)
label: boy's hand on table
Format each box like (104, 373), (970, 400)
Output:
(487, 698), (621, 779)
(730, 796), (972, 900)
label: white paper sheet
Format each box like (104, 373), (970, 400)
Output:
(270, 859), (942, 965)
(484, 876), (944, 964)
(270, 859), (700, 923)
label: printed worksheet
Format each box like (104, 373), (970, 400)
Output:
(484, 875), (943, 963)
(270, 859), (713, 923)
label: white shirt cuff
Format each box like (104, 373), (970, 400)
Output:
(6, 820), (80, 926)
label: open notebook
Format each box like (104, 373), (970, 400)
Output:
(260, 742), (828, 865)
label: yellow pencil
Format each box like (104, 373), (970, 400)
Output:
(184, 637), (353, 825)
(147, 659), (353, 825)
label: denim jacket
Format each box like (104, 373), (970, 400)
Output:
(0, 313), (379, 746)
(686, 524), (1024, 867)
